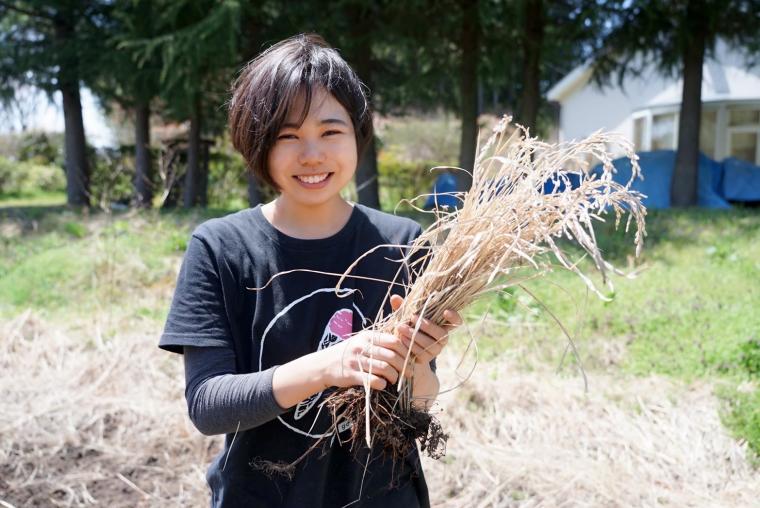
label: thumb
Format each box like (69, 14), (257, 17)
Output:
(389, 294), (404, 312)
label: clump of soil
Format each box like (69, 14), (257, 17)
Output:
(252, 386), (448, 478)
(327, 387), (448, 462)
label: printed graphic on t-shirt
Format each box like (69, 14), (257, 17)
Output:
(294, 308), (353, 420)
(258, 287), (368, 439)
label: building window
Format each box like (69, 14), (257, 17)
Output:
(729, 131), (759, 164)
(727, 106), (760, 164)
(651, 113), (676, 150)
(700, 110), (717, 158)
(729, 108), (760, 127)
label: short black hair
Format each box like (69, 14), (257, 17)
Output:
(228, 33), (373, 189)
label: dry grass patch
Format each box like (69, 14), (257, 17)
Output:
(423, 355), (760, 507)
(0, 311), (218, 507)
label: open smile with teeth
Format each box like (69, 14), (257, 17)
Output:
(295, 173), (331, 184)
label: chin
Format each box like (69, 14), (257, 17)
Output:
(286, 188), (341, 208)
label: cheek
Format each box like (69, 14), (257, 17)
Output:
(338, 138), (358, 169)
(267, 146), (290, 178)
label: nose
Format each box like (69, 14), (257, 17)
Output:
(297, 140), (325, 167)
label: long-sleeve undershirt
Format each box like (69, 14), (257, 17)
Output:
(183, 346), (288, 436)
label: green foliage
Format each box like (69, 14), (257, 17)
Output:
(17, 132), (64, 166)
(717, 383), (760, 462)
(63, 221), (87, 239)
(121, 0), (241, 125)
(0, 156), (65, 196)
(377, 151), (438, 212)
(739, 338), (760, 377)
(89, 148), (135, 205)
(378, 115), (460, 165)
(206, 146), (248, 209)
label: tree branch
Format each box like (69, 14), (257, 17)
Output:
(0, 0), (55, 21)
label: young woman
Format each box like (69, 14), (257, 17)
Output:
(159, 34), (461, 508)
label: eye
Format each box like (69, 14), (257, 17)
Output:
(323, 129), (343, 137)
(277, 133), (297, 140)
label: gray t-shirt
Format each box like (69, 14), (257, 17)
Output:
(159, 204), (428, 507)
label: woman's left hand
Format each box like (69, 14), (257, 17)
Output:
(389, 294), (463, 365)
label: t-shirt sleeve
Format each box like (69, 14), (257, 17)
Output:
(159, 232), (234, 354)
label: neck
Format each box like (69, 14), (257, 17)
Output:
(263, 195), (354, 239)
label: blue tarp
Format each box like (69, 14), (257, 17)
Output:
(593, 150), (732, 209)
(722, 157), (760, 202)
(424, 173), (459, 209)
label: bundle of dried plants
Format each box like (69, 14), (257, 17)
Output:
(327, 116), (648, 463)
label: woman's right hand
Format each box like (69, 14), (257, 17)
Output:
(317, 331), (411, 391)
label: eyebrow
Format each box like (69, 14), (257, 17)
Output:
(281, 118), (349, 129)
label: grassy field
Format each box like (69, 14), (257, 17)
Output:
(464, 208), (760, 459)
(1, 201), (758, 506)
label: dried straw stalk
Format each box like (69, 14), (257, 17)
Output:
(328, 116), (647, 461)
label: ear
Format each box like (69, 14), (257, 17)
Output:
(389, 294), (404, 312)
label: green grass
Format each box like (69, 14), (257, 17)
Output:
(0, 190), (66, 208)
(0, 204), (233, 320)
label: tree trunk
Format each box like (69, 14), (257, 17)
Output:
(247, 172), (261, 207)
(356, 138), (380, 209)
(53, 13), (89, 208)
(134, 102), (153, 208)
(183, 96), (201, 208)
(518, 0), (544, 135)
(672, 9), (705, 207)
(347, 6), (381, 209)
(457, 0), (480, 191)
(60, 82), (90, 207)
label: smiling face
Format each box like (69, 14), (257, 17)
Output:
(266, 87), (358, 209)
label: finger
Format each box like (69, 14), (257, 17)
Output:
(410, 314), (450, 344)
(398, 324), (445, 351)
(360, 357), (399, 384)
(389, 294), (404, 312)
(364, 344), (407, 374)
(372, 332), (412, 359)
(365, 373), (387, 390)
(443, 309), (463, 327)
(397, 330), (439, 363)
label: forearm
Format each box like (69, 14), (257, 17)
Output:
(270, 349), (330, 409)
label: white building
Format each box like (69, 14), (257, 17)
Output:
(547, 41), (760, 165)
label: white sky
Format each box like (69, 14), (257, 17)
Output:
(0, 86), (116, 147)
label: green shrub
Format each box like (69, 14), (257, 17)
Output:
(0, 156), (66, 196)
(89, 147), (135, 205)
(207, 148), (248, 208)
(18, 132), (64, 166)
(377, 115), (460, 164)
(377, 151), (439, 211)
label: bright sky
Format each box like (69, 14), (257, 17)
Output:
(0, 86), (116, 147)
